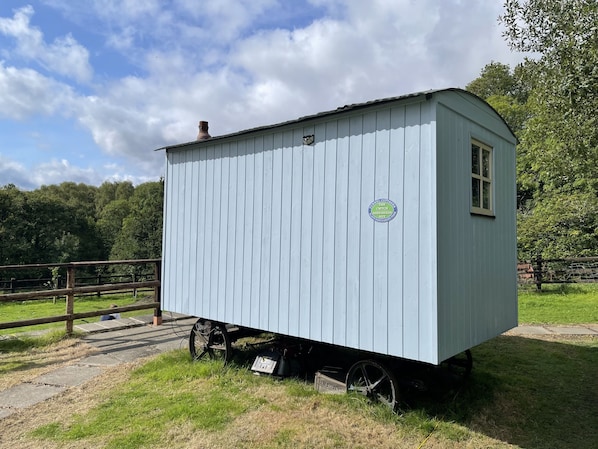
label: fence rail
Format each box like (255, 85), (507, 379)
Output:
(518, 256), (598, 290)
(0, 272), (156, 295)
(2, 255), (596, 332)
(0, 259), (161, 334)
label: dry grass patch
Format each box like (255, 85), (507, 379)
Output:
(0, 361), (143, 449)
(0, 333), (97, 390)
(2, 333), (597, 449)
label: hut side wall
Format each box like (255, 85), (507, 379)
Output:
(434, 93), (517, 363)
(162, 99), (440, 363)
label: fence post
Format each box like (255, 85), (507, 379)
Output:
(96, 273), (102, 297)
(153, 260), (162, 326)
(10, 277), (16, 293)
(534, 255), (543, 291)
(133, 272), (137, 298)
(65, 265), (75, 334)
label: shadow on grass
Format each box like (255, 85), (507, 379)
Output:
(0, 330), (73, 353)
(0, 331), (86, 378)
(409, 335), (598, 449)
(188, 331), (597, 449)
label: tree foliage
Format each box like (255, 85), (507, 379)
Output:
(0, 181), (163, 266)
(466, 61), (534, 208)
(490, 0), (598, 258)
(110, 181), (164, 260)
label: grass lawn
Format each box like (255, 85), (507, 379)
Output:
(518, 283), (598, 324)
(1, 284), (597, 448)
(18, 334), (598, 449)
(0, 292), (155, 336)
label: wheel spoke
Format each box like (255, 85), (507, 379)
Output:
(194, 348), (208, 360)
(189, 318), (232, 363)
(369, 372), (389, 391)
(359, 365), (372, 391)
(346, 360), (399, 411)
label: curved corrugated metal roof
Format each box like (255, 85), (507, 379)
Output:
(157, 88), (516, 151)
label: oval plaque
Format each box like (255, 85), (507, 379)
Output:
(368, 199), (398, 222)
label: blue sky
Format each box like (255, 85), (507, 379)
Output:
(0, 0), (526, 190)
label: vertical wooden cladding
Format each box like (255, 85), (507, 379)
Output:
(435, 97), (517, 363)
(162, 101), (435, 360)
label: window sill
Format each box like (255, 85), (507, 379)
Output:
(471, 208), (495, 218)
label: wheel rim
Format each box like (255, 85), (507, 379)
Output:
(189, 319), (232, 363)
(346, 360), (399, 411)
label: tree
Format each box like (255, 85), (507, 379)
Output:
(96, 199), (131, 258)
(110, 181), (164, 261)
(466, 61), (527, 102)
(466, 62), (534, 207)
(501, 0), (598, 192)
(0, 185), (28, 265)
(518, 191), (598, 258)
(95, 181), (134, 217)
(37, 182), (98, 220)
(0, 180), (164, 269)
(497, 0), (598, 259)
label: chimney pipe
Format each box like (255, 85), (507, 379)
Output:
(197, 121), (211, 140)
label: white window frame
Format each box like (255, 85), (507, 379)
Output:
(471, 139), (494, 216)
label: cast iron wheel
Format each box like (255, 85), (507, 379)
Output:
(189, 318), (232, 363)
(346, 359), (399, 411)
(442, 349), (473, 379)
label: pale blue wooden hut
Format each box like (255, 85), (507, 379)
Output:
(160, 88), (517, 366)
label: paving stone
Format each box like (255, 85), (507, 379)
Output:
(130, 315), (154, 324)
(33, 365), (103, 387)
(545, 326), (598, 335)
(506, 326), (552, 335)
(78, 353), (122, 367)
(0, 408), (15, 419)
(0, 383), (65, 409)
(74, 322), (106, 332)
(95, 318), (137, 329)
(108, 346), (156, 362)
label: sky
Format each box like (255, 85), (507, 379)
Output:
(0, 0), (527, 190)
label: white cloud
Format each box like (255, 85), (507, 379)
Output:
(0, 153), (153, 190)
(0, 154), (35, 189)
(63, 0), (529, 172)
(2, 0), (530, 190)
(0, 61), (74, 119)
(30, 159), (100, 186)
(174, 0), (277, 42)
(0, 5), (92, 83)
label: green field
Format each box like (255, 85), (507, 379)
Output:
(2, 283), (597, 448)
(3, 282), (597, 337)
(24, 335), (598, 449)
(518, 283), (598, 324)
(0, 293), (154, 336)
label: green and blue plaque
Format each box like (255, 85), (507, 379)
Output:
(368, 199), (398, 222)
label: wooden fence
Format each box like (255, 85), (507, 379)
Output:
(518, 256), (598, 290)
(2, 255), (596, 333)
(0, 259), (161, 334)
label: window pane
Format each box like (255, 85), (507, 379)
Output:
(482, 149), (490, 178)
(472, 178), (480, 207)
(483, 181), (491, 209)
(471, 144), (480, 175)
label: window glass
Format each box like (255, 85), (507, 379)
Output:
(472, 144), (480, 175)
(482, 149), (490, 178)
(471, 139), (493, 216)
(472, 178), (480, 208)
(483, 181), (491, 209)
